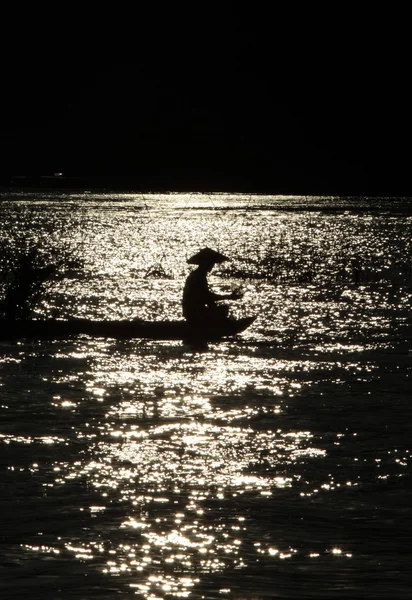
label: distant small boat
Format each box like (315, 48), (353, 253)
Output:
(0, 316), (256, 342)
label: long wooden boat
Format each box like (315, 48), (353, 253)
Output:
(0, 316), (256, 341)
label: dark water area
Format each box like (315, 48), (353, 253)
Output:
(1, 192), (412, 599)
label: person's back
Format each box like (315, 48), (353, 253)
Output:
(182, 267), (210, 321)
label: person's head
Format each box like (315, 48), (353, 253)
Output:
(187, 247), (229, 272)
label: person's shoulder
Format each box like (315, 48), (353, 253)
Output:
(187, 268), (203, 280)
(185, 268), (206, 285)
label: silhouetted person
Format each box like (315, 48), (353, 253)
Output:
(182, 247), (242, 323)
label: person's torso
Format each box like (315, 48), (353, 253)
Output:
(182, 269), (209, 317)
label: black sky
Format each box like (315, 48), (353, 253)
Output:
(1, 11), (410, 194)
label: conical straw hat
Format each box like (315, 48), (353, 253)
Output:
(187, 247), (230, 265)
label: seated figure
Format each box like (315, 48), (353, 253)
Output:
(182, 247), (242, 323)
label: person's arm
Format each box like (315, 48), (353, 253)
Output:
(208, 289), (243, 303)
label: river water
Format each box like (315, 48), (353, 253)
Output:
(1, 192), (412, 599)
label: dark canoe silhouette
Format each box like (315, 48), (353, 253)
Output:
(0, 316), (256, 341)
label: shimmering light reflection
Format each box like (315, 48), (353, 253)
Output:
(2, 194), (412, 599)
(0, 434), (67, 445)
(38, 389), (328, 595)
(86, 421), (309, 492)
(12, 330), (363, 598)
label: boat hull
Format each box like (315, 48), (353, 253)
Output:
(0, 317), (256, 341)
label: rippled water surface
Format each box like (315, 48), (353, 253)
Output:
(1, 192), (412, 599)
